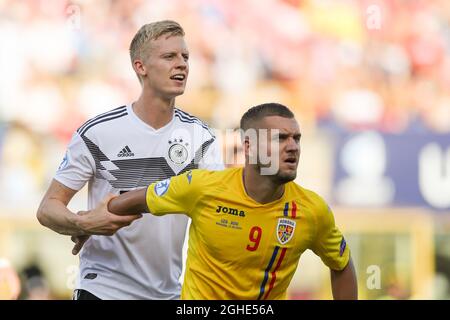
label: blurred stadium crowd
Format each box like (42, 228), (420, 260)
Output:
(0, 0), (449, 299)
(1, 0), (449, 208)
(1, 0), (449, 207)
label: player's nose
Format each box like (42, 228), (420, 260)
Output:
(285, 137), (299, 152)
(175, 55), (188, 70)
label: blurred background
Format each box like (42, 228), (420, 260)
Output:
(0, 0), (449, 299)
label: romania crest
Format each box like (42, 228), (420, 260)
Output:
(276, 218), (296, 245)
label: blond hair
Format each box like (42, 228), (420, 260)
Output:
(130, 20), (185, 65)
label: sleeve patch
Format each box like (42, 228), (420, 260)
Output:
(57, 152), (69, 171)
(186, 170), (193, 184)
(154, 178), (171, 196)
(339, 237), (347, 257)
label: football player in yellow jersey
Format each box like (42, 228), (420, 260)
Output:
(103, 103), (358, 299)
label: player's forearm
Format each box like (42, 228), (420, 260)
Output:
(37, 199), (85, 236)
(107, 188), (148, 216)
(330, 257), (358, 300)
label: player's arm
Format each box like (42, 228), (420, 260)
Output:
(107, 188), (148, 216)
(37, 179), (141, 236)
(37, 179), (84, 236)
(330, 257), (357, 300)
(310, 196), (358, 300)
(37, 132), (141, 237)
(108, 170), (206, 218)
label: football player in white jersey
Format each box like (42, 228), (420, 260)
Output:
(37, 20), (224, 300)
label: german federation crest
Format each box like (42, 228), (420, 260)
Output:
(277, 218), (296, 245)
(168, 138), (189, 164)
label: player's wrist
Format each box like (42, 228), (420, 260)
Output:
(69, 212), (89, 236)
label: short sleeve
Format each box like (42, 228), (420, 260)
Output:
(311, 199), (350, 271)
(146, 169), (208, 217)
(54, 132), (95, 191)
(198, 133), (225, 171)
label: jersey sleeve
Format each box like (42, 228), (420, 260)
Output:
(54, 132), (95, 191)
(198, 131), (225, 171)
(310, 198), (350, 271)
(145, 169), (208, 217)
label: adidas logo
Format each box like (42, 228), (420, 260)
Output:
(117, 146), (135, 157)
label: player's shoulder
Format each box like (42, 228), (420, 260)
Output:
(188, 167), (236, 179)
(174, 108), (215, 138)
(185, 167), (238, 185)
(289, 182), (330, 214)
(76, 105), (129, 137)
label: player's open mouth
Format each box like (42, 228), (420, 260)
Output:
(170, 74), (186, 81)
(284, 158), (296, 164)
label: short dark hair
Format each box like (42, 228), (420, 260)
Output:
(240, 103), (295, 131)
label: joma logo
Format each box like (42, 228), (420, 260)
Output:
(216, 205), (245, 217)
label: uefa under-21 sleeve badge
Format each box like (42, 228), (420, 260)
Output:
(58, 152), (69, 171)
(154, 178), (171, 196)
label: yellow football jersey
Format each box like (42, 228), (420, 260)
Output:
(146, 168), (350, 300)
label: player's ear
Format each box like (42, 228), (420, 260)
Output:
(243, 136), (250, 157)
(241, 127), (256, 160)
(133, 59), (147, 77)
(245, 136), (259, 165)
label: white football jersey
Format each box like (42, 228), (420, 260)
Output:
(55, 104), (224, 299)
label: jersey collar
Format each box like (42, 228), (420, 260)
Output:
(239, 167), (289, 207)
(127, 103), (176, 134)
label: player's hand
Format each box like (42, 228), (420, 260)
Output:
(71, 210), (90, 255)
(75, 194), (143, 236)
(71, 234), (90, 255)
